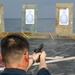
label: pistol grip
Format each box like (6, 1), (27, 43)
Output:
(36, 55), (40, 63)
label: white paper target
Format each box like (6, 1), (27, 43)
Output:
(59, 8), (69, 25)
(26, 9), (34, 24)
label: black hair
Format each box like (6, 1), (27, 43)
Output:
(1, 34), (29, 63)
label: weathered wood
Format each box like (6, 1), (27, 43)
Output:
(0, 4), (5, 32)
(22, 4), (37, 32)
(56, 3), (73, 34)
(0, 32), (75, 40)
(0, 32), (57, 38)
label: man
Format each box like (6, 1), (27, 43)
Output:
(0, 34), (51, 75)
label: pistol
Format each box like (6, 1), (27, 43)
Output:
(34, 44), (44, 53)
(34, 44), (44, 62)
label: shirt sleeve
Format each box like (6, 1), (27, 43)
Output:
(36, 68), (51, 75)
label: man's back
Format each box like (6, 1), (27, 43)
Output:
(0, 68), (51, 75)
(0, 68), (28, 75)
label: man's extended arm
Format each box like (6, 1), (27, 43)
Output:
(37, 51), (51, 75)
(27, 53), (41, 71)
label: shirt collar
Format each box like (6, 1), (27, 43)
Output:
(3, 68), (27, 74)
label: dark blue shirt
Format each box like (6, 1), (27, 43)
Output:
(0, 68), (51, 75)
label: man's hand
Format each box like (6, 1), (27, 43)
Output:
(39, 51), (48, 70)
(27, 52), (41, 71)
(32, 52), (41, 62)
(40, 51), (46, 61)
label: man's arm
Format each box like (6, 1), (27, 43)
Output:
(37, 68), (51, 75)
(39, 51), (47, 69)
(37, 51), (51, 75)
(27, 53), (41, 70)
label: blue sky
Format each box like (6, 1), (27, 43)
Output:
(0, 0), (75, 18)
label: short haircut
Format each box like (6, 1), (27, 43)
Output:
(1, 34), (29, 63)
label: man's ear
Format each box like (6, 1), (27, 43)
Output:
(25, 51), (29, 58)
(24, 51), (29, 62)
(0, 53), (2, 60)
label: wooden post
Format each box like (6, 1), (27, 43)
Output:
(56, 3), (73, 35)
(0, 4), (5, 32)
(22, 4), (37, 32)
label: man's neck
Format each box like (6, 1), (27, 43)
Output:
(5, 63), (27, 71)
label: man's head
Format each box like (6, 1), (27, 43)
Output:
(1, 34), (29, 69)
